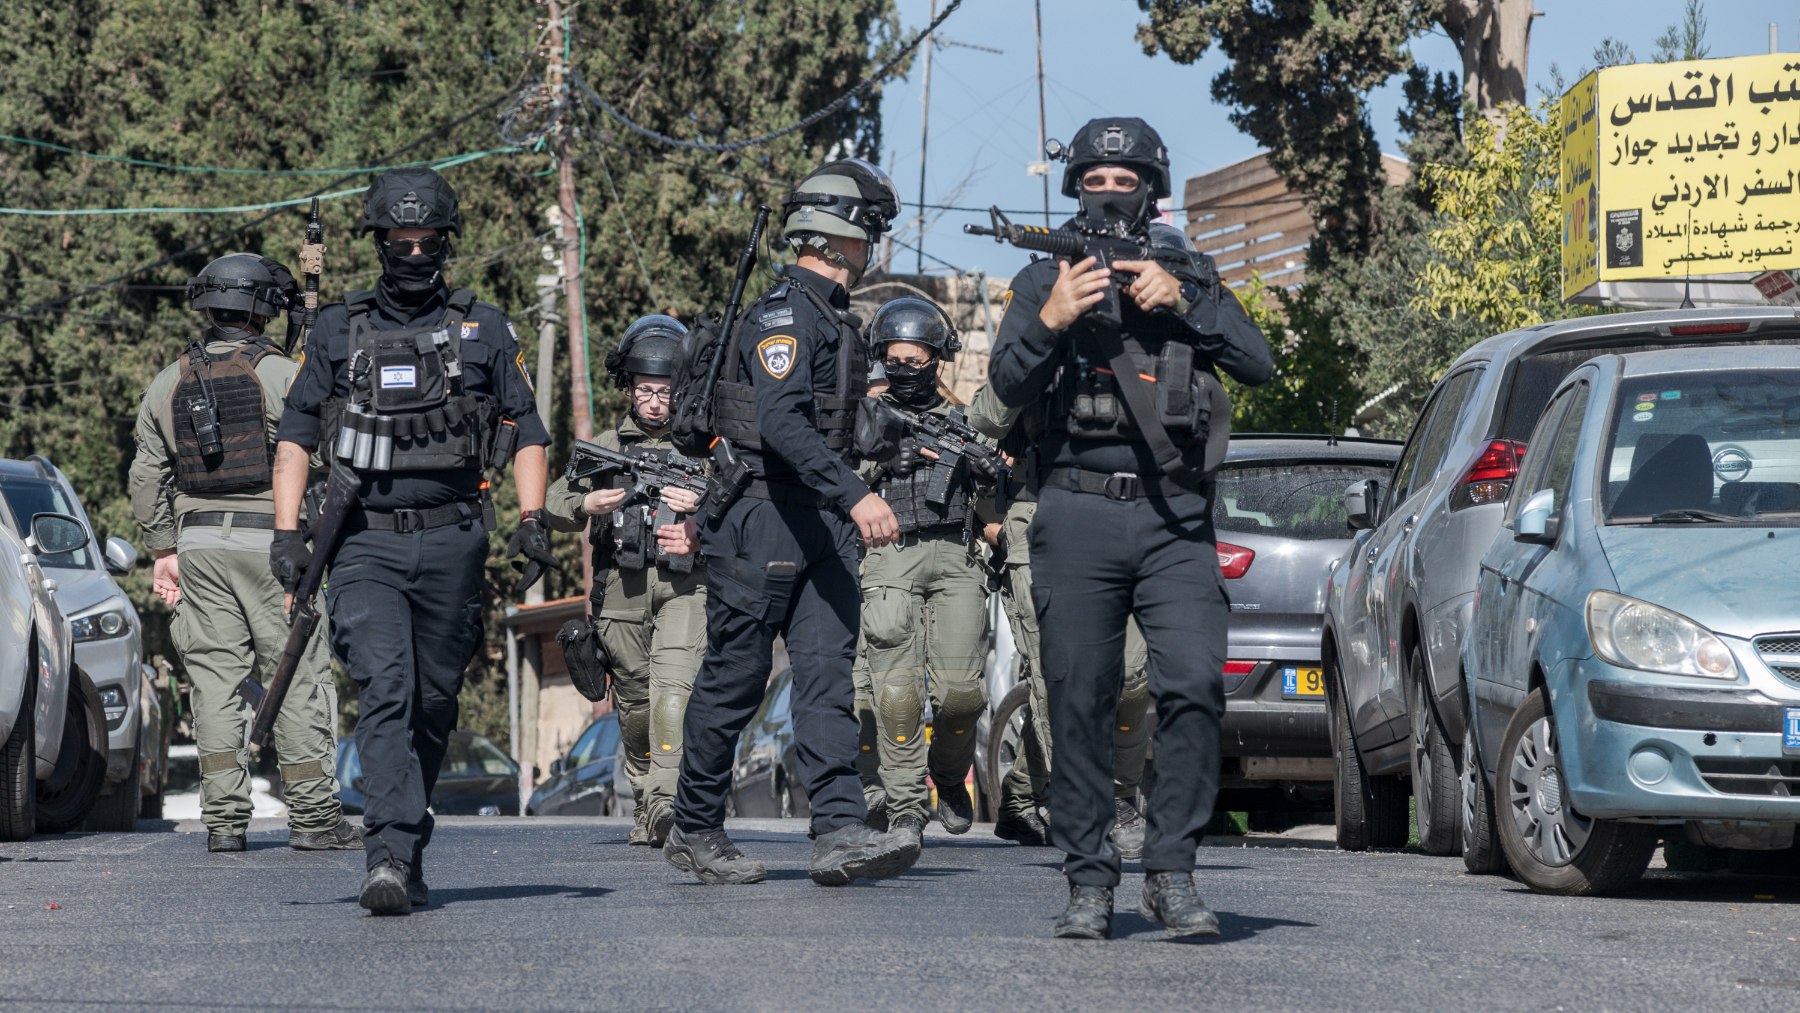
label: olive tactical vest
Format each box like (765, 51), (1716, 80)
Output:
(171, 339), (279, 493)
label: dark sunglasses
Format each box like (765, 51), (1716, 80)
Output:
(379, 235), (449, 256)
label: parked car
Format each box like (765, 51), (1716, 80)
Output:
(337, 730), (520, 816)
(0, 507), (93, 839)
(1461, 346), (1800, 894)
(528, 713), (622, 816)
(0, 456), (153, 832)
(1323, 308), (1800, 855)
(729, 665), (813, 819)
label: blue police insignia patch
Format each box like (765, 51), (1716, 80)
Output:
(757, 335), (797, 379)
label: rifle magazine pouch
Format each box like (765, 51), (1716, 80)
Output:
(487, 415), (518, 469)
(368, 330), (449, 413)
(556, 619), (610, 703)
(1156, 342), (1202, 440)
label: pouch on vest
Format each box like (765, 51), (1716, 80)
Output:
(171, 341), (278, 494)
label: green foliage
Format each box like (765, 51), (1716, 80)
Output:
(1225, 276), (1362, 436)
(0, 0), (899, 749)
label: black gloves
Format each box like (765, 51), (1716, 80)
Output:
(269, 530), (310, 594)
(506, 509), (559, 595)
(892, 437), (927, 476)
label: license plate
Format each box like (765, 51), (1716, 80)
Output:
(1282, 666), (1324, 699)
(1785, 708), (1800, 754)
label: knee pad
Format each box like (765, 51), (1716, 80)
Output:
(875, 680), (924, 746)
(650, 693), (687, 758)
(934, 683), (986, 739)
(616, 699), (651, 756)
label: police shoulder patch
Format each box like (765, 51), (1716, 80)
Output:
(515, 349), (534, 392)
(757, 335), (798, 379)
(460, 320), (480, 340)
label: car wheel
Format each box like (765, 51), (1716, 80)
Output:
(1495, 688), (1656, 895)
(777, 777), (795, 819)
(36, 668), (106, 834)
(1460, 719), (1505, 874)
(1330, 660), (1408, 851)
(1, 654), (36, 841)
(1409, 646), (1460, 856)
(83, 743), (141, 833)
(985, 681), (1031, 815)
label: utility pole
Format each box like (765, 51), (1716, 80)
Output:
(915, 0), (937, 275)
(546, 0), (592, 445)
(1034, 0), (1050, 226)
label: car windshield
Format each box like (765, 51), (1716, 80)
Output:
(1604, 368), (1800, 525)
(1214, 461), (1394, 539)
(443, 735), (518, 777)
(0, 476), (91, 569)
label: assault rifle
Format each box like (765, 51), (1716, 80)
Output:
(867, 400), (1009, 513)
(239, 462), (360, 748)
(566, 441), (709, 573)
(962, 207), (1195, 329)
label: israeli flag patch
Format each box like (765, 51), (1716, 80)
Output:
(380, 365), (417, 389)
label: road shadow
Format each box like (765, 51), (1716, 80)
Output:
(1112, 909), (1317, 944)
(290, 884), (613, 909)
(1501, 871), (1800, 906)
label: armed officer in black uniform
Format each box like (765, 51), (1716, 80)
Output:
(987, 118), (1272, 939)
(271, 168), (553, 916)
(664, 158), (920, 887)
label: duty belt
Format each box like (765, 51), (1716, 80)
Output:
(1044, 466), (1188, 501)
(741, 479), (825, 507)
(179, 511), (276, 530)
(346, 499), (482, 533)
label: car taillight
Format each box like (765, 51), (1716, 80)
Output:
(1665, 321), (1750, 336)
(1452, 439), (1526, 510)
(1223, 660), (1256, 675)
(1218, 541), (1254, 579)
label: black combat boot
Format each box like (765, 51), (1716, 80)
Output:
(1054, 884), (1114, 940)
(1110, 797), (1145, 860)
(207, 832), (246, 853)
(290, 819), (366, 851)
(664, 825), (768, 885)
(1141, 871), (1221, 937)
(809, 821), (919, 886)
(407, 865), (429, 908)
(890, 812), (927, 859)
(995, 806), (1050, 846)
(359, 861), (413, 916)
(862, 785), (891, 832)
(933, 780), (975, 835)
(628, 798), (651, 847)
(645, 798), (675, 848)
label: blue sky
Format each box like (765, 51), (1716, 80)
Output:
(876, 0), (1799, 279)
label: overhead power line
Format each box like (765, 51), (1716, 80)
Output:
(570, 0), (964, 154)
(0, 132), (517, 178)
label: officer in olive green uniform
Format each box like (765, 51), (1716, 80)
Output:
(546, 316), (705, 847)
(128, 253), (360, 853)
(965, 382), (1151, 857)
(851, 297), (996, 846)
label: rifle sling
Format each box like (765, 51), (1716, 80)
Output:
(1089, 327), (1207, 493)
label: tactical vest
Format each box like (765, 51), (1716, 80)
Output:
(332, 289), (498, 473)
(713, 281), (866, 459)
(171, 339), (279, 494)
(1051, 331), (1209, 449)
(876, 455), (975, 536)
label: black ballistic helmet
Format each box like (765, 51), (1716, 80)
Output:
(867, 296), (961, 362)
(605, 314), (687, 386)
(780, 157), (901, 245)
(186, 253), (298, 318)
(361, 167), (463, 236)
(1055, 117), (1171, 201)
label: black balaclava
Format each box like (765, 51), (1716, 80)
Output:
(1077, 178), (1153, 237)
(884, 359), (942, 408)
(378, 238), (449, 303)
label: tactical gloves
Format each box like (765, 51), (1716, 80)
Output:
(270, 530), (310, 594)
(506, 509), (559, 594)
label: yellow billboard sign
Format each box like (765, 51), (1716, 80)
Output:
(1561, 53), (1800, 305)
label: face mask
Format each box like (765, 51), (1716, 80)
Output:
(884, 360), (940, 407)
(379, 245), (448, 297)
(1078, 183), (1151, 236)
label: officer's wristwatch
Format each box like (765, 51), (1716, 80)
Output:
(1175, 280), (1201, 316)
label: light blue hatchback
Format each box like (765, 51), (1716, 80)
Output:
(1462, 344), (1800, 895)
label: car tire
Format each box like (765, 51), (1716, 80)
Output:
(36, 668), (107, 834)
(83, 742), (141, 833)
(1495, 688), (1656, 895)
(777, 776), (795, 819)
(1409, 646), (1460, 856)
(1, 653), (36, 842)
(1330, 661), (1408, 851)
(985, 680), (1031, 816)
(1460, 718), (1505, 874)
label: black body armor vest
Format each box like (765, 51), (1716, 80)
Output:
(712, 281), (866, 459)
(1052, 331), (1209, 448)
(876, 459), (974, 536)
(331, 289), (498, 473)
(172, 339), (278, 494)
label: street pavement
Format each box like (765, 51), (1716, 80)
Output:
(2, 816), (1799, 1011)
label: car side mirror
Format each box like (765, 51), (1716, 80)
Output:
(532, 764), (542, 780)
(104, 537), (139, 576)
(1343, 479), (1380, 531)
(1514, 488), (1561, 545)
(29, 513), (89, 556)
(548, 758), (565, 777)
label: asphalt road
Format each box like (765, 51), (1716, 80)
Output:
(3, 817), (1799, 1011)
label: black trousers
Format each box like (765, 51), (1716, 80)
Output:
(326, 518), (487, 871)
(674, 495), (869, 836)
(1029, 484), (1228, 886)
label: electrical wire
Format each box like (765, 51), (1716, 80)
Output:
(0, 133), (520, 178)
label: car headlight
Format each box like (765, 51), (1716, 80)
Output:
(70, 606), (131, 642)
(98, 685), (128, 730)
(1586, 590), (1737, 679)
